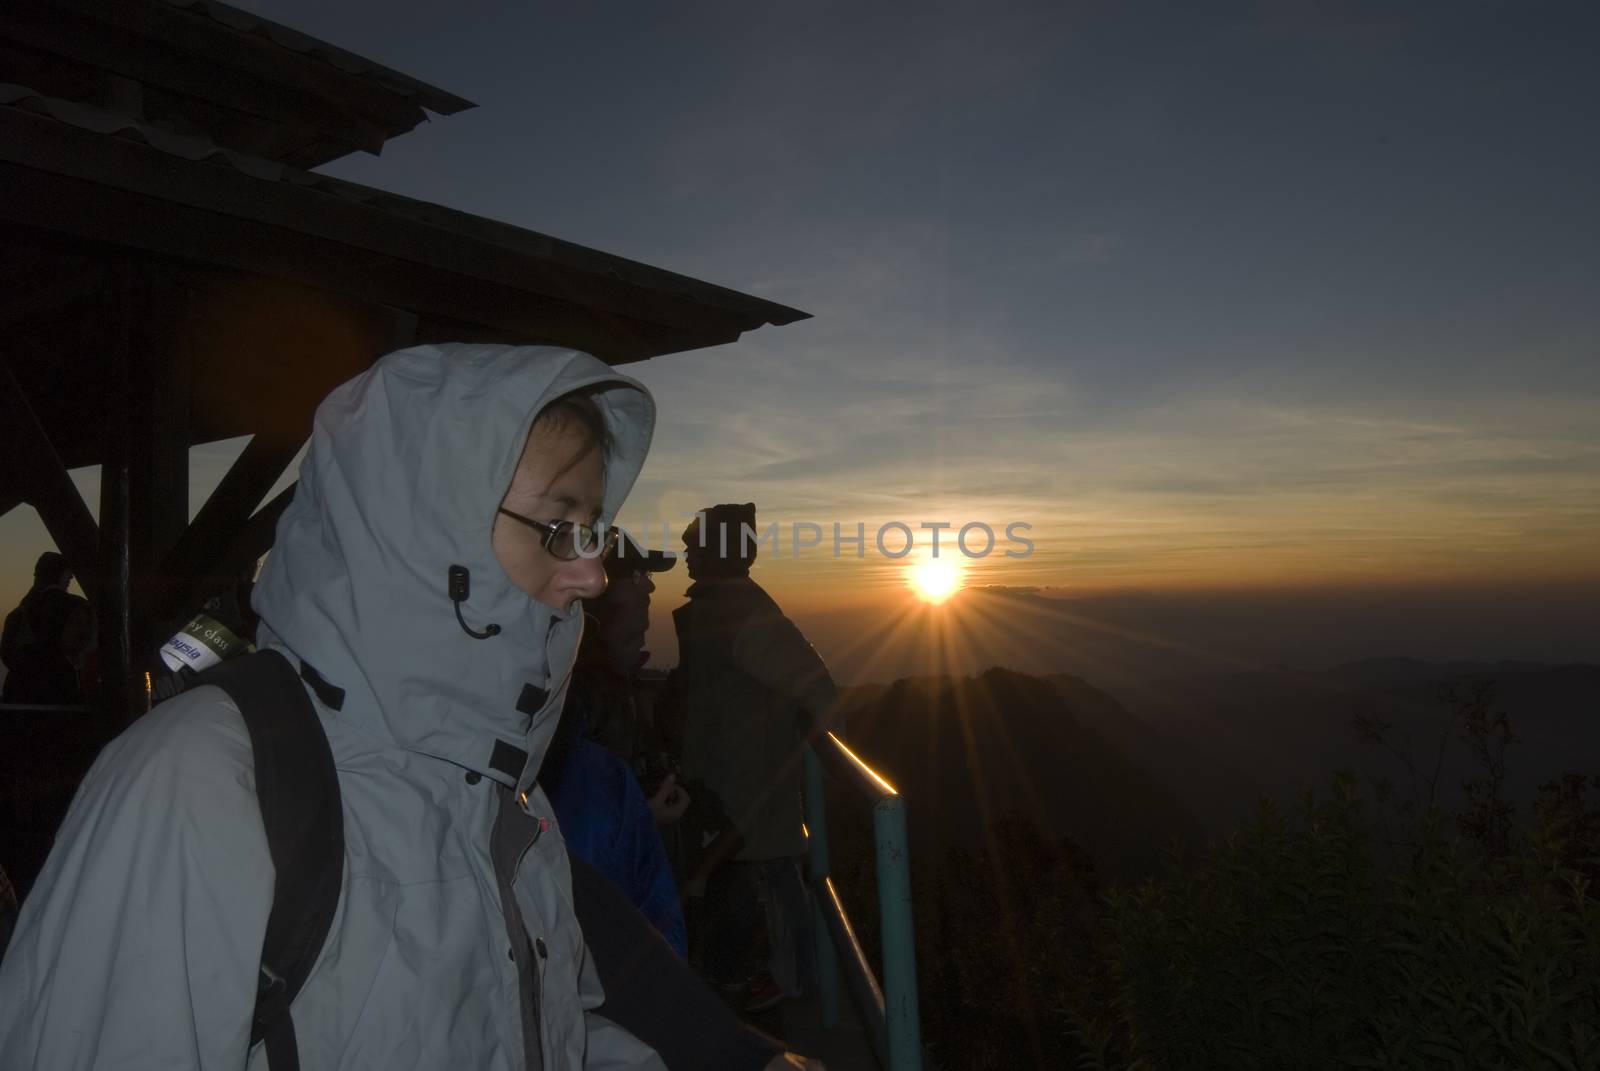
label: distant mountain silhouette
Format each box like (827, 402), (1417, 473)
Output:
(1155, 659), (1599, 818)
(838, 667), (1197, 879)
(797, 582), (1598, 875)
(1318, 657), (1557, 691)
(1042, 671), (1266, 838)
(1044, 658), (1598, 837)
(829, 656), (1598, 876)
(800, 583), (1599, 691)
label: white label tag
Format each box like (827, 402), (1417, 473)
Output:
(158, 614), (245, 674)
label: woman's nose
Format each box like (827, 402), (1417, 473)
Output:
(569, 556), (608, 601)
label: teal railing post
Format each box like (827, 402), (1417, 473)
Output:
(874, 794), (921, 1071)
(803, 747), (840, 1027)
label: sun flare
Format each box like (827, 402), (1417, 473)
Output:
(908, 558), (964, 604)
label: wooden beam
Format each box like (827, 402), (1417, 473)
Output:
(0, 366), (100, 598)
(174, 482), (295, 623)
(0, 266), (107, 327)
(223, 484), (295, 585)
(156, 434), (300, 625)
(131, 304), (190, 565)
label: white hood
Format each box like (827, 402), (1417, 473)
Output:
(252, 343), (654, 791)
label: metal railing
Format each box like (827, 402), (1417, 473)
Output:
(803, 731), (922, 1071)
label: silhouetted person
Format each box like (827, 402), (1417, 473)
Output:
(542, 535), (688, 953)
(582, 535), (676, 777)
(674, 503), (838, 1011)
(1, 552), (88, 705)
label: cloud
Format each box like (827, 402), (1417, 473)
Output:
(623, 313), (1600, 593)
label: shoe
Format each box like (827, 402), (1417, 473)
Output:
(744, 970), (785, 1013)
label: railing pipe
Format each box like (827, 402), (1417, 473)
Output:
(816, 875), (889, 1068)
(873, 794), (921, 1071)
(803, 748), (840, 1027)
(822, 731), (898, 799)
(805, 732), (923, 1071)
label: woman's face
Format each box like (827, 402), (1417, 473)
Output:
(492, 419), (608, 613)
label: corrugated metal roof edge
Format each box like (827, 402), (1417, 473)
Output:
(1, 84), (810, 330)
(157, 0), (475, 115)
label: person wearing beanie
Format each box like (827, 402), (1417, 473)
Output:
(673, 503), (839, 1012)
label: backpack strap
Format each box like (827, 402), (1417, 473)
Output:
(569, 854), (782, 1070)
(199, 650), (344, 1071)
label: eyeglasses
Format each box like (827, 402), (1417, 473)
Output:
(496, 508), (618, 561)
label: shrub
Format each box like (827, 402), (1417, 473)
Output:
(1099, 775), (1600, 1070)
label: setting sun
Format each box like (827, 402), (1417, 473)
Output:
(908, 558), (964, 603)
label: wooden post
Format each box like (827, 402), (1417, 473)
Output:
(128, 272), (191, 659)
(98, 265), (139, 723)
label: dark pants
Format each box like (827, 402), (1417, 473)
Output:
(701, 857), (815, 996)
(702, 861), (764, 986)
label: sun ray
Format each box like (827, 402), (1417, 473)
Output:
(815, 598), (936, 684)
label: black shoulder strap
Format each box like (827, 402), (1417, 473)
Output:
(570, 854), (783, 1070)
(200, 650), (343, 1071)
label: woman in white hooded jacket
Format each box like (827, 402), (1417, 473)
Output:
(0, 344), (703, 1069)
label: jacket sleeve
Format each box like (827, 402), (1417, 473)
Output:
(618, 772), (687, 957)
(572, 855), (782, 1071)
(0, 686), (275, 1071)
(732, 606), (839, 737)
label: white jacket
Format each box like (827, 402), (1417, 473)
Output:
(1, 344), (665, 1070)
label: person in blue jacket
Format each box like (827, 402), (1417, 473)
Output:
(544, 536), (688, 954)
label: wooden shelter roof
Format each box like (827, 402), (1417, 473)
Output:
(2, 0), (474, 167)
(1, 82), (808, 467)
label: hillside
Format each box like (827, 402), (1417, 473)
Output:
(1159, 659), (1600, 819)
(838, 667), (1197, 879)
(833, 658), (1599, 875)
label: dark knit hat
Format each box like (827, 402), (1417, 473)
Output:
(683, 502), (759, 576)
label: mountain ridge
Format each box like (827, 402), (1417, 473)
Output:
(834, 658), (1598, 871)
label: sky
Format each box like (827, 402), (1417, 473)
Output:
(4, 0), (1598, 672)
